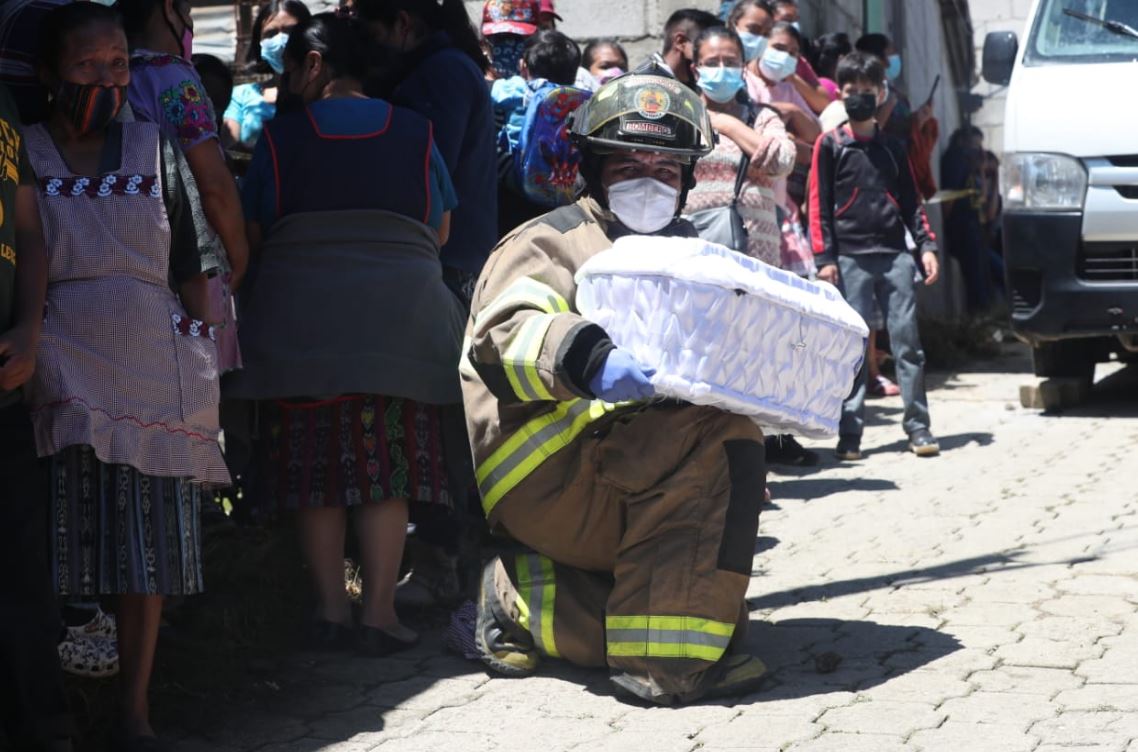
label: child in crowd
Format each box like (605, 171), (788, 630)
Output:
(493, 29), (581, 156)
(808, 52), (941, 460)
(482, 0), (539, 80)
(494, 28), (583, 235)
(582, 38), (627, 86)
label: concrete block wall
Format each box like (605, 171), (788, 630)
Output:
(969, 0), (1033, 155)
(799, 0), (863, 37)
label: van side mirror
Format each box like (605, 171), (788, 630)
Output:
(982, 31), (1019, 86)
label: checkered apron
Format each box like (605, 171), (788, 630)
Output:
(23, 122), (228, 485)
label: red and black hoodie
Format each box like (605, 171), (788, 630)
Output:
(808, 124), (937, 269)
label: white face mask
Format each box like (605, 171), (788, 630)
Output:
(759, 47), (798, 82)
(606, 177), (680, 234)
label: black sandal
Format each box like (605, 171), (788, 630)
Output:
(107, 727), (167, 752)
(306, 619), (354, 652)
(356, 624), (420, 658)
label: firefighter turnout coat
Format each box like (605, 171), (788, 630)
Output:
(461, 196), (768, 698)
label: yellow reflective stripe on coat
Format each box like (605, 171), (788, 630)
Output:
(459, 334), (478, 380)
(516, 553), (559, 657)
(501, 314), (557, 402)
(605, 615), (735, 662)
(477, 399), (614, 515)
(476, 277), (571, 331)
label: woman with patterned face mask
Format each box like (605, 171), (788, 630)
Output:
(222, 0), (312, 150)
(26, 4), (227, 746)
(688, 27), (795, 268)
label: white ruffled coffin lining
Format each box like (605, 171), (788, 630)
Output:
(576, 236), (869, 438)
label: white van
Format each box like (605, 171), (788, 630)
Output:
(982, 0), (1138, 381)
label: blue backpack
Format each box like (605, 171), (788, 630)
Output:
(514, 84), (591, 208)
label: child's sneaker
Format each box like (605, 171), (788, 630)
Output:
(58, 635), (118, 678)
(836, 436), (862, 461)
(66, 606), (116, 642)
(869, 374), (901, 397)
(909, 429), (941, 457)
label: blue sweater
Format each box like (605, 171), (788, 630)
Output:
(393, 33), (498, 275)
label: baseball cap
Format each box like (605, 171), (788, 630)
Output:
(539, 0), (562, 21)
(482, 0), (539, 36)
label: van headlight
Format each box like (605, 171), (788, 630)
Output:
(1002, 153), (1087, 211)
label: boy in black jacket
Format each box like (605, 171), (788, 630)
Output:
(807, 52), (941, 460)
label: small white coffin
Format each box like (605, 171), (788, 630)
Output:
(575, 236), (869, 438)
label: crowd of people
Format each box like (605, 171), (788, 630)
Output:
(0, 0), (984, 748)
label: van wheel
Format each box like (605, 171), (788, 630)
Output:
(1032, 340), (1096, 382)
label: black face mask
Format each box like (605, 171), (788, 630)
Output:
(844, 92), (878, 123)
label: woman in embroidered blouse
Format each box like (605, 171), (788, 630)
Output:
(686, 27), (796, 268)
(223, 0), (311, 150)
(26, 5), (227, 746)
(118, 0), (248, 374)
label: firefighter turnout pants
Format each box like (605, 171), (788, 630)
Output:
(488, 403), (767, 697)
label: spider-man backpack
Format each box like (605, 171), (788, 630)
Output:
(514, 84), (591, 208)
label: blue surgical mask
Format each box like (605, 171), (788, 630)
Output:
(759, 47), (798, 82)
(790, 21), (801, 32)
(886, 53), (902, 81)
(697, 66), (745, 104)
(260, 33), (289, 75)
(738, 31), (768, 62)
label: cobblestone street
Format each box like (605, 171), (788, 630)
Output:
(168, 347), (1138, 752)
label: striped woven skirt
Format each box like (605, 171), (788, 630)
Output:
(50, 445), (204, 597)
(261, 395), (451, 510)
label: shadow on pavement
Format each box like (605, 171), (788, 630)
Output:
(741, 617), (962, 699)
(771, 476), (899, 501)
(1047, 364), (1138, 419)
(871, 431), (995, 456)
(863, 403), (903, 427)
(746, 548), (1083, 612)
(152, 634), (482, 752)
(754, 536), (780, 555)
(572, 617), (963, 707)
(65, 520), (483, 752)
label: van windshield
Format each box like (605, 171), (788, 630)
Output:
(1026, 0), (1138, 64)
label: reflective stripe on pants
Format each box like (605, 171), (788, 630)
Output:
(515, 553), (559, 657)
(605, 614), (734, 663)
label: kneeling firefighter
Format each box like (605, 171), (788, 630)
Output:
(461, 61), (769, 705)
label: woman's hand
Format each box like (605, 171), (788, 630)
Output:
(0, 324), (38, 391)
(817, 264), (840, 287)
(921, 251), (940, 286)
(184, 140), (250, 290)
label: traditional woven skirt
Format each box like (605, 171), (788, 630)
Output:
(261, 395), (451, 510)
(50, 445), (204, 597)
